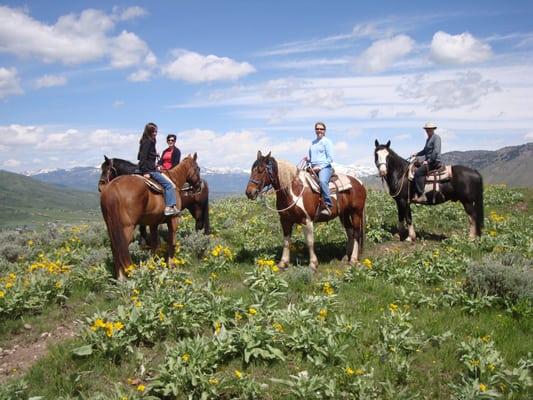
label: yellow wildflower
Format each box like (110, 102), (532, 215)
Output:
(273, 322), (284, 333)
(234, 369), (243, 379)
(181, 353), (190, 362)
(234, 311), (243, 321)
(159, 310), (165, 321)
(322, 282), (335, 296)
(214, 321), (221, 334)
(55, 281), (63, 289)
(362, 258), (372, 269)
(480, 335), (491, 343)
(247, 307), (257, 316)
(0, 290), (5, 298)
(113, 321), (124, 330)
(345, 367), (355, 375)
(388, 303), (399, 313)
(173, 302), (184, 309)
(479, 383), (487, 392)
(136, 384), (145, 392)
(208, 377), (219, 385)
(318, 308), (328, 320)
(184, 278), (193, 285)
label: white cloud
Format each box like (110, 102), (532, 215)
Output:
(127, 69), (152, 82)
(356, 34), (415, 72)
(0, 124), (41, 146)
(161, 50), (255, 83)
(525, 131), (533, 140)
(109, 30), (155, 69)
(2, 159), (20, 167)
(112, 6), (147, 21)
(0, 6), (154, 70)
(0, 67), (23, 98)
(35, 74), (67, 88)
(397, 71), (501, 111)
(431, 31), (492, 65)
(300, 88), (345, 109)
(113, 100), (125, 107)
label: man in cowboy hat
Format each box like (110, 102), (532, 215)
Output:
(411, 122), (442, 203)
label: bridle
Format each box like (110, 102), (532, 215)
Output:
(99, 159), (117, 187)
(376, 151), (410, 198)
(247, 157), (277, 196)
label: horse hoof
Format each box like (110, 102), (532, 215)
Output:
(277, 262), (289, 270)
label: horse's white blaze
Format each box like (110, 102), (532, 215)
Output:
(376, 149), (389, 176)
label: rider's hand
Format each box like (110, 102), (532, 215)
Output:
(143, 174), (150, 178)
(303, 156), (309, 161)
(423, 160), (428, 165)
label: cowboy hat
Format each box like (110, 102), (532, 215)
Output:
(423, 122), (437, 129)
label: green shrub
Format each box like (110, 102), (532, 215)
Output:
(465, 254), (533, 305)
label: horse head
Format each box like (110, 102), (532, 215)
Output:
(374, 140), (391, 177)
(245, 150), (277, 200)
(183, 152), (202, 190)
(98, 155), (116, 192)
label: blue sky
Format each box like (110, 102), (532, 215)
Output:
(1, 1), (533, 173)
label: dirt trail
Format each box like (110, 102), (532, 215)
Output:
(0, 323), (77, 383)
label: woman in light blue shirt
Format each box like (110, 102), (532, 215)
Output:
(306, 121), (334, 215)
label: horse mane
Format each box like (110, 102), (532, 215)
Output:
(383, 146), (408, 171)
(275, 159), (298, 189)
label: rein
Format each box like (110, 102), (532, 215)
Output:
(382, 166), (409, 198)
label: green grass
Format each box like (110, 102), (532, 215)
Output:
(0, 186), (532, 399)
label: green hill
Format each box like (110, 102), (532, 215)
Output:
(0, 170), (100, 228)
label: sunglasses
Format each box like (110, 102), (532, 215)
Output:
(167, 139), (175, 142)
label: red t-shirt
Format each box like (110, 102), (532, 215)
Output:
(161, 148), (174, 170)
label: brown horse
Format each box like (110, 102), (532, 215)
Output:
(98, 156), (210, 234)
(100, 154), (201, 280)
(245, 151), (366, 271)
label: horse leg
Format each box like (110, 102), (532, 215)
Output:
(343, 211), (362, 265)
(149, 224), (159, 254)
(278, 219), (293, 269)
(404, 203), (416, 242)
(139, 225), (149, 246)
(302, 220), (319, 272)
(462, 201), (478, 239)
(395, 199), (407, 240)
(166, 216), (179, 266)
(111, 224), (135, 281)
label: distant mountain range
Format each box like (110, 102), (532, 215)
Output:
(16, 142), (533, 197)
(23, 163), (377, 194)
(441, 142), (532, 187)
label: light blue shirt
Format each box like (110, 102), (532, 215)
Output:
(309, 136), (334, 168)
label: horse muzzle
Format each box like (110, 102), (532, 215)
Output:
(377, 164), (387, 177)
(245, 186), (259, 200)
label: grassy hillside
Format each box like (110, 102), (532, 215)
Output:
(0, 170), (100, 228)
(0, 186), (531, 398)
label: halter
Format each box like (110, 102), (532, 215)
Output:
(99, 159), (117, 186)
(247, 157), (277, 195)
(377, 153), (410, 198)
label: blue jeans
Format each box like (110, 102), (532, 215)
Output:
(318, 165), (333, 207)
(149, 171), (176, 207)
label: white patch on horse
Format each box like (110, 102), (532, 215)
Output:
(376, 148), (389, 176)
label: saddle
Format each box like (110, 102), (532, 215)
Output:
(134, 175), (194, 194)
(408, 164), (452, 183)
(300, 169), (353, 196)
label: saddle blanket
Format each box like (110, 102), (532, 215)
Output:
(300, 170), (353, 194)
(408, 164), (453, 182)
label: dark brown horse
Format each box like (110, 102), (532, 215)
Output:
(100, 154), (201, 280)
(245, 151), (366, 271)
(374, 140), (484, 240)
(98, 156), (210, 234)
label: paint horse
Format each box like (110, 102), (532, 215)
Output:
(100, 154), (201, 280)
(374, 140), (484, 240)
(245, 151), (366, 271)
(98, 156), (210, 234)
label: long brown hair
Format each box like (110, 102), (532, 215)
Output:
(140, 122), (158, 143)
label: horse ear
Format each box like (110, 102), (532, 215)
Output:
(265, 151), (271, 159)
(374, 139), (379, 147)
(257, 150), (262, 160)
(104, 155), (109, 162)
(386, 140), (391, 148)
(193, 152), (197, 161)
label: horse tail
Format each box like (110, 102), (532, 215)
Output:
(100, 186), (132, 279)
(201, 195), (210, 235)
(475, 173), (484, 235)
(359, 206), (365, 255)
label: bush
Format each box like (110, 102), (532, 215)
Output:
(465, 254), (533, 304)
